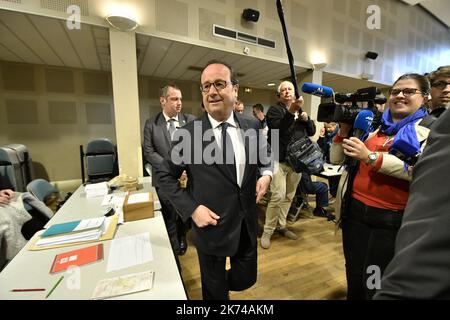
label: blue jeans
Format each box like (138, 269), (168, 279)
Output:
(313, 181), (329, 208)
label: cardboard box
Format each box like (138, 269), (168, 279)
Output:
(123, 192), (154, 222)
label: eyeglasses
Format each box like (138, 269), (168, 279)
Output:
(200, 80), (233, 93)
(389, 88), (423, 97)
(431, 81), (450, 90)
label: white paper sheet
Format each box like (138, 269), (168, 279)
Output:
(127, 193), (150, 204)
(92, 270), (154, 299)
(106, 233), (153, 272)
(102, 193), (126, 207)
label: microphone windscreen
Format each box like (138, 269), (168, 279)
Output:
(353, 109), (374, 132)
(301, 83), (334, 98)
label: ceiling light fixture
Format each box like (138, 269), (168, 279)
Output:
(312, 62), (327, 70)
(106, 15), (139, 32)
(267, 83), (276, 87)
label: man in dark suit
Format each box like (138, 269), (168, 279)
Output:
(156, 60), (273, 300)
(143, 84), (195, 256)
(374, 108), (450, 299)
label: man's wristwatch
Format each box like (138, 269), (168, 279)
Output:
(366, 152), (378, 165)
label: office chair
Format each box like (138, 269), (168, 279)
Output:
(85, 138), (118, 183)
(24, 179), (57, 238)
(26, 178), (58, 203)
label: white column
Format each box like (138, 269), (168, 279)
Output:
(301, 69), (323, 141)
(109, 28), (143, 178)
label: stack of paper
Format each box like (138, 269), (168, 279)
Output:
(85, 182), (109, 198)
(36, 217), (107, 247)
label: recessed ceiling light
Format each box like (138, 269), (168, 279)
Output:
(267, 83), (276, 87)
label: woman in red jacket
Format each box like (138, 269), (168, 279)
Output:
(331, 73), (434, 299)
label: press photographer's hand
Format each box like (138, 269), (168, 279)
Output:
(299, 111), (308, 121)
(342, 137), (371, 162)
(288, 96), (304, 114)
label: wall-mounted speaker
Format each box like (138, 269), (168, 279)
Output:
(365, 51), (379, 60)
(242, 8), (260, 22)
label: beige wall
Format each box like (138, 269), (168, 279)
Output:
(0, 61), (278, 181)
(0, 61), (115, 181)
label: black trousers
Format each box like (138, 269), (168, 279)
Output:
(197, 222), (257, 300)
(342, 198), (403, 300)
(156, 187), (189, 255)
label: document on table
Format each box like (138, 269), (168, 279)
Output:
(92, 270), (154, 300)
(101, 193), (126, 224)
(101, 193), (126, 207)
(106, 233), (153, 273)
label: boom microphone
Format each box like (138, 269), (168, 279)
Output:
(301, 83), (334, 98)
(276, 0), (300, 103)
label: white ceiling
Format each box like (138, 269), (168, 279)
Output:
(401, 0), (450, 27)
(0, 9), (388, 94)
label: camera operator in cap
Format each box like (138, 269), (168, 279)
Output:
(260, 81), (316, 249)
(330, 73), (434, 299)
(427, 65), (450, 118)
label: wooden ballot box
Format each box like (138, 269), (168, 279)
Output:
(123, 192), (154, 222)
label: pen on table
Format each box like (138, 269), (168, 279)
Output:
(11, 288), (46, 292)
(45, 276), (64, 299)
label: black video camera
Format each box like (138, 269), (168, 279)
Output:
(317, 87), (386, 124)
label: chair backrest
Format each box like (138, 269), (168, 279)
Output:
(4, 144), (34, 186)
(85, 138), (117, 182)
(0, 147), (25, 191)
(27, 178), (58, 202)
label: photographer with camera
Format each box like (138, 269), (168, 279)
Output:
(330, 73), (434, 300)
(260, 81), (316, 249)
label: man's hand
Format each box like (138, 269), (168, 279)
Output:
(256, 175), (271, 204)
(342, 137), (371, 162)
(191, 205), (220, 228)
(288, 96), (304, 114)
(179, 170), (188, 188)
(0, 189), (14, 206)
(299, 111), (308, 121)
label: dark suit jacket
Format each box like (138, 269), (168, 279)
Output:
(143, 112), (196, 187)
(374, 108), (450, 299)
(155, 112), (272, 256)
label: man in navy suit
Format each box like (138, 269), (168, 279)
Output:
(143, 84), (195, 257)
(156, 60), (273, 299)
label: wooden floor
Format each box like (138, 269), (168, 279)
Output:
(179, 207), (347, 300)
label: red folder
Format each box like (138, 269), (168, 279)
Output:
(50, 244), (104, 274)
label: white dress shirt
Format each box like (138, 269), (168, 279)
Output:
(208, 113), (246, 187)
(162, 112), (180, 130)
